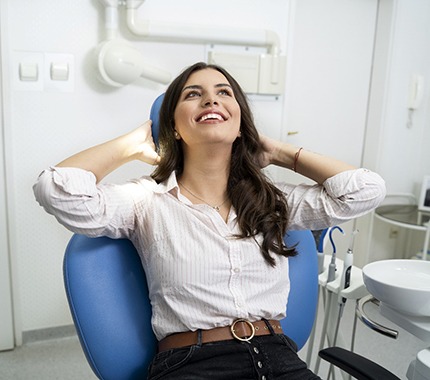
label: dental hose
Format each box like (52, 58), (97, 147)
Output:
(327, 229), (359, 380)
(327, 226), (343, 282)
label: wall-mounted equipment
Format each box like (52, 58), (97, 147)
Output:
(208, 51), (286, 95)
(408, 74), (424, 110)
(95, 0), (287, 95)
(95, 39), (171, 87)
(406, 73), (425, 128)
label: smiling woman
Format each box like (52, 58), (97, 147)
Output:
(173, 69), (241, 153)
(33, 61), (386, 379)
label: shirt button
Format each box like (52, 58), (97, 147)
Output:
(258, 361), (263, 368)
(254, 347), (259, 354)
(262, 376), (266, 380)
(233, 267), (240, 273)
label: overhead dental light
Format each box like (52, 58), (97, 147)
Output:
(95, 39), (171, 87)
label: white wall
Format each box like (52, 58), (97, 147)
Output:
(2, 0), (426, 338)
(361, 0), (430, 264)
(378, 0), (430, 193)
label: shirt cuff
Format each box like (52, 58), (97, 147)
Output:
(50, 166), (98, 197)
(323, 168), (369, 198)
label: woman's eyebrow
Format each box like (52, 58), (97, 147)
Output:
(182, 85), (202, 93)
(182, 83), (233, 92)
(215, 83), (232, 89)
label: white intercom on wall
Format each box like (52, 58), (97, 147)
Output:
(408, 74), (424, 110)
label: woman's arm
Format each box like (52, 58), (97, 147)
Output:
(33, 121), (160, 238)
(257, 135), (386, 229)
(258, 134), (355, 184)
(57, 121), (160, 182)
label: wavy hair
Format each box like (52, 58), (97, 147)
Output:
(151, 62), (295, 266)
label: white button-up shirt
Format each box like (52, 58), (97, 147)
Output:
(33, 167), (385, 340)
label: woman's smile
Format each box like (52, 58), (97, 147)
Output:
(195, 110), (227, 123)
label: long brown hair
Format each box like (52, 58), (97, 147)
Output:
(151, 62), (295, 266)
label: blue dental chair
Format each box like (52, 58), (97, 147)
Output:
(63, 233), (400, 380)
(64, 231), (318, 379)
(63, 95), (400, 380)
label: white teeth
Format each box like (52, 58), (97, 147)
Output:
(199, 113), (224, 122)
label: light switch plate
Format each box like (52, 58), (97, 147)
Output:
(44, 53), (74, 92)
(11, 52), (44, 91)
(19, 62), (39, 81)
(11, 52), (75, 92)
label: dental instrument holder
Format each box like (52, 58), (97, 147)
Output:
(313, 256), (368, 377)
(318, 256), (367, 300)
(313, 228), (368, 378)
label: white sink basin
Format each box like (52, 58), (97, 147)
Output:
(363, 259), (430, 317)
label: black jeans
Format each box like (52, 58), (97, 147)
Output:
(147, 333), (321, 380)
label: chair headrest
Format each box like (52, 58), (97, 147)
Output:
(149, 93), (165, 147)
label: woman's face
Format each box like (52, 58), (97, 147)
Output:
(173, 68), (241, 148)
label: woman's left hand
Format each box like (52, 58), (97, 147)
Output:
(258, 134), (280, 168)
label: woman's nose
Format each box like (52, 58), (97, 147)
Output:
(202, 96), (218, 107)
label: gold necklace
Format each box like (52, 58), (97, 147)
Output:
(178, 181), (228, 212)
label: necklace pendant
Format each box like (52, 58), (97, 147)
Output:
(214, 206), (220, 212)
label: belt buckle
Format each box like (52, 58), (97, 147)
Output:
(230, 319), (255, 342)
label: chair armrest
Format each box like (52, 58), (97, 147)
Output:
(318, 347), (401, 380)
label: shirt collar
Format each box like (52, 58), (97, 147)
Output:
(153, 171), (179, 194)
(153, 171), (237, 219)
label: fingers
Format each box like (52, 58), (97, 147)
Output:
(141, 144), (161, 166)
(153, 155), (161, 166)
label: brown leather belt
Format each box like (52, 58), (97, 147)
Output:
(158, 319), (283, 352)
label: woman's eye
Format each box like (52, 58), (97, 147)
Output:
(184, 91), (200, 99)
(218, 88), (232, 96)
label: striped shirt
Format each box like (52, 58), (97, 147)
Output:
(33, 167), (385, 340)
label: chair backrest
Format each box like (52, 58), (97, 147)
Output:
(63, 236), (156, 380)
(63, 230), (318, 380)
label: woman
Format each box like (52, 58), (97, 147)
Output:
(34, 62), (385, 379)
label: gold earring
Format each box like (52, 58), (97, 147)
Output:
(174, 130), (180, 139)
(237, 130), (242, 138)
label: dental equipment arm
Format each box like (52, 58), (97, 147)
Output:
(125, 0), (281, 56)
(96, 0), (284, 88)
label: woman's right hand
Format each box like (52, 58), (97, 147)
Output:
(56, 120), (161, 183)
(127, 120), (161, 166)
